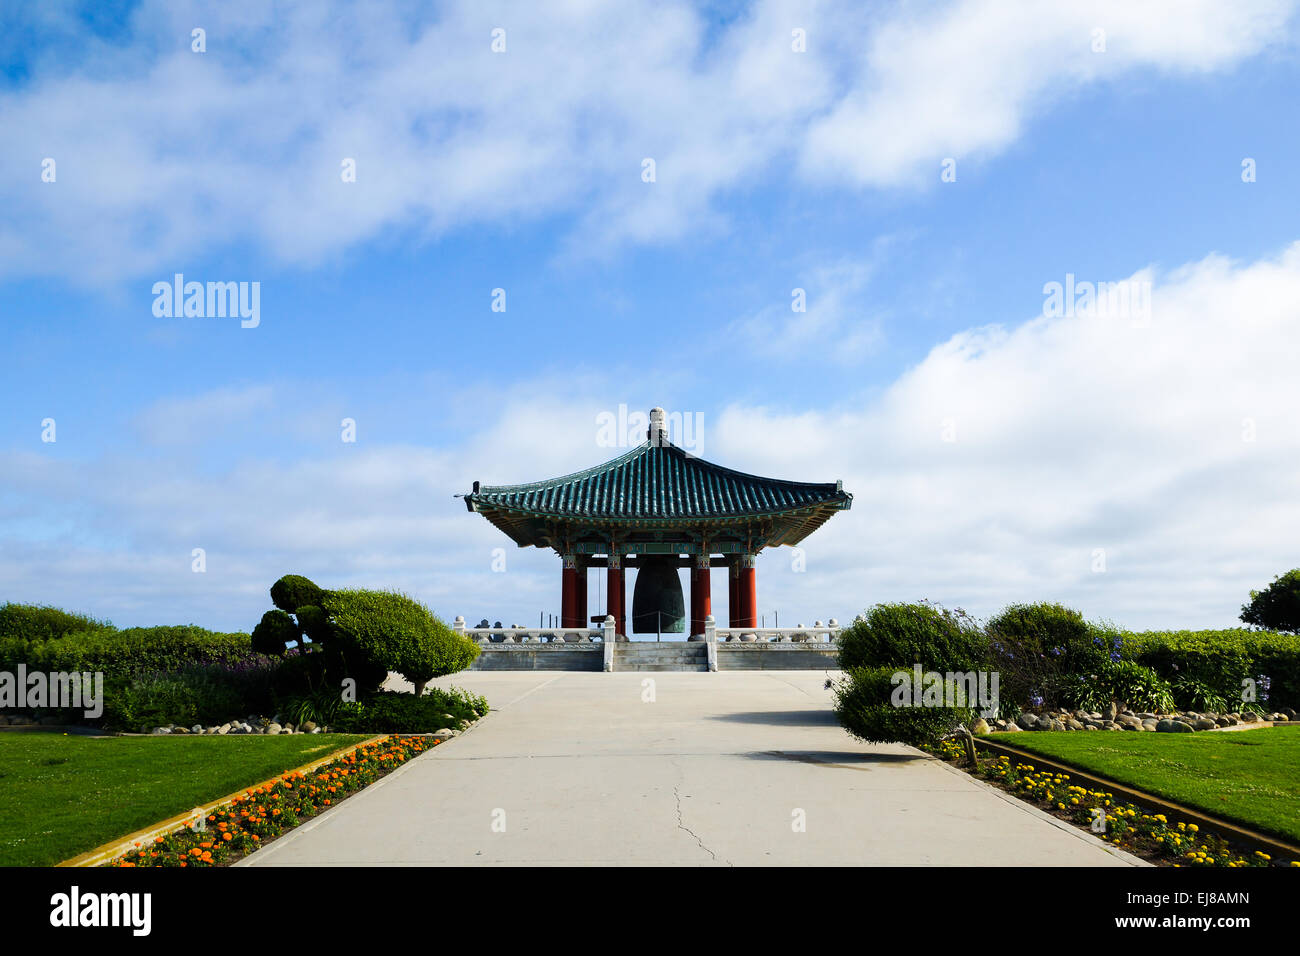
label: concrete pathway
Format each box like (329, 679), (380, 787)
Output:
(240, 671), (1144, 866)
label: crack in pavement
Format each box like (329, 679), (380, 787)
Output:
(672, 783), (728, 865)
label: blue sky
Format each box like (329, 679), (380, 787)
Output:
(3, 0), (1300, 634)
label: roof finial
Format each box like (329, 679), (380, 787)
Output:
(648, 407), (667, 445)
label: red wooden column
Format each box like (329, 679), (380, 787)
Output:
(574, 559), (588, 627)
(690, 554), (711, 637)
(561, 555), (578, 628)
(607, 554), (625, 637)
(728, 559), (740, 628)
(738, 554), (757, 629)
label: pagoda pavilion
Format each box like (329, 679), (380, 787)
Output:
(462, 408), (852, 639)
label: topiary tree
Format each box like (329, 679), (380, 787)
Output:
(270, 574), (327, 614)
(293, 604), (331, 645)
(250, 609), (300, 657)
(323, 589), (479, 697)
(1240, 569), (1300, 635)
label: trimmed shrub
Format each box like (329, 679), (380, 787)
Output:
(837, 602), (988, 672)
(251, 609), (299, 657)
(294, 604), (330, 644)
(270, 574), (326, 614)
(329, 687), (489, 734)
(324, 589), (479, 696)
(831, 665), (977, 748)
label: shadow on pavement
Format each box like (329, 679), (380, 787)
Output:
(710, 708), (840, 726)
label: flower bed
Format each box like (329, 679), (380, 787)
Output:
(108, 735), (433, 867)
(928, 740), (1300, 868)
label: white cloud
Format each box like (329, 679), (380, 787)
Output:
(801, 0), (1296, 187)
(4, 243), (1300, 632)
(0, 0), (1292, 282)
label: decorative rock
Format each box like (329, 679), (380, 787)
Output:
(971, 718), (990, 734)
(1015, 713), (1038, 731)
(1001, 722), (1022, 732)
(1066, 718), (1085, 731)
(431, 729), (454, 740)
(301, 721), (318, 733)
(266, 722), (282, 735)
(1192, 718), (1217, 731)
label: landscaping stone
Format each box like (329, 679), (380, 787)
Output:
(1192, 718), (1217, 731)
(267, 722), (282, 735)
(971, 718), (989, 734)
(1000, 722), (1021, 732)
(301, 721), (318, 733)
(1015, 713), (1038, 730)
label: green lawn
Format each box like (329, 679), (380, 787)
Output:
(986, 727), (1300, 844)
(0, 732), (370, 866)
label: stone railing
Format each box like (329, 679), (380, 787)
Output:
(704, 615), (840, 643)
(453, 616), (615, 645)
(454, 615), (840, 645)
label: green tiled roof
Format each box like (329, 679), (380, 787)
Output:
(463, 437), (851, 549)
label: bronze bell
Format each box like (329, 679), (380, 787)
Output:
(631, 556), (685, 634)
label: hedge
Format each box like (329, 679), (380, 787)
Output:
(0, 603), (112, 644)
(2, 625), (264, 677)
(1121, 629), (1300, 711)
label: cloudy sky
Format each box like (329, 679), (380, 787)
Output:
(2, 0), (1299, 633)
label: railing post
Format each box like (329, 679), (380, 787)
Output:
(603, 615), (616, 672)
(704, 614), (716, 643)
(452, 615), (465, 634)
